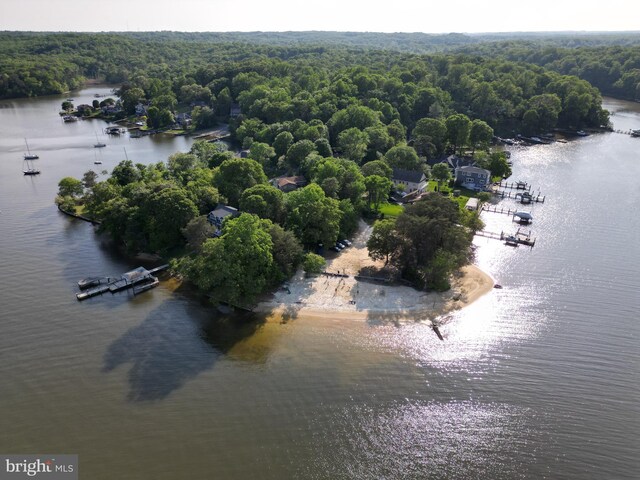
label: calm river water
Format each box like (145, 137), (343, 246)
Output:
(0, 88), (638, 479)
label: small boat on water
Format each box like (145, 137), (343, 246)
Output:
(94, 161), (102, 165)
(504, 235), (519, 246)
(631, 129), (640, 137)
(63, 115), (78, 123)
(23, 138), (39, 160)
(106, 126), (123, 135)
(94, 133), (106, 148)
(513, 211), (533, 224)
(576, 130), (589, 137)
(133, 277), (160, 295)
(77, 276), (112, 290)
(23, 159), (40, 175)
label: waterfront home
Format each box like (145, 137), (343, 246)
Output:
(270, 175), (307, 193)
(101, 105), (122, 115)
(230, 104), (242, 117)
(207, 204), (240, 235)
(175, 113), (192, 128)
(392, 168), (427, 193)
(134, 103), (148, 116)
(454, 165), (491, 191)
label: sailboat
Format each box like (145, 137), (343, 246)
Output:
(23, 159), (40, 175)
(94, 133), (106, 148)
(24, 139), (39, 160)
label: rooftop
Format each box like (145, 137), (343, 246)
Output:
(392, 168), (425, 184)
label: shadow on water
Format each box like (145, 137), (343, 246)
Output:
(102, 289), (267, 402)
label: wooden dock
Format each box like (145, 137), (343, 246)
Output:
(613, 129), (640, 137)
(498, 180), (530, 190)
(475, 228), (536, 248)
(76, 265), (167, 301)
(481, 205), (519, 216)
(492, 189), (545, 203)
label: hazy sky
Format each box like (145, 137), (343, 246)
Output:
(1, 0), (639, 33)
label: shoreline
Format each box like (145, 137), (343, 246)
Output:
(254, 263), (494, 325)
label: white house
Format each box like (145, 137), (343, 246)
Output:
(392, 168), (427, 193)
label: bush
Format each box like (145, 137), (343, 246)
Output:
(477, 192), (491, 203)
(302, 253), (326, 274)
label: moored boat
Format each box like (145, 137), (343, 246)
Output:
(23, 158), (40, 175)
(23, 138), (39, 159)
(77, 276), (111, 289)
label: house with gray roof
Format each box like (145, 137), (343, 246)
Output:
(207, 204), (239, 236)
(454, 165), (491, 191)
(392, 168), (427, 194)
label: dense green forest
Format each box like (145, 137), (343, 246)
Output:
(457, 42), (640, 100)
(1, 31), (639, 101)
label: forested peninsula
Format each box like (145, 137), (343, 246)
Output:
(35, 30), (631, 306)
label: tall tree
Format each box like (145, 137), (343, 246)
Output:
(337, 127), (369, 164)
(469, 119), (493, 154)
(431, 163), (452, 190)
(285, 184), (341, 247)
(365, 175), (392, 210)
(384, 145), (421, 170)
(179, 213), (275, 305)
(144, 187), (198, 253)
(212, 158), (267, 207)
(445, 113), (471, 154)
(239, 184), (285, 223)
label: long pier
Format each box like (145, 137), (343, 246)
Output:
(481, 205), (519, 216)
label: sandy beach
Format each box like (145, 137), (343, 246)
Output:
(255, 222), (494, 324)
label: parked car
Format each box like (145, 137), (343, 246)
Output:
(336, 241), (346, 249)
(330, 245), (341, 252)
(341, 239), (352, 247)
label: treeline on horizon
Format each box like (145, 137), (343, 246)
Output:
(0, 31), (639, 103)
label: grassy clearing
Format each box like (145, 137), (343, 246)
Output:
(376, 203), (404, 218)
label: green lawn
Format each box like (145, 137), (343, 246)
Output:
(376, 203), (404, 218)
